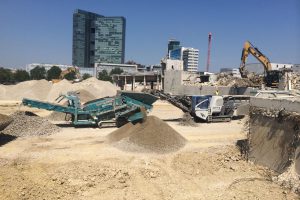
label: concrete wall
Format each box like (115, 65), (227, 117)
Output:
(164, 70), (256, 96)
(249, 98), (300, 175)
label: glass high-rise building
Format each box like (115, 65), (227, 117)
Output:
(167, 40), (180, 57)
(72, 9), (126, 68)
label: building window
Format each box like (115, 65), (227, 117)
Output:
(91, 28), (95, 33)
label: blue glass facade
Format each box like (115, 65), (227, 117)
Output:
(169, 48), (182, 60)
(72, 9), (126, 68)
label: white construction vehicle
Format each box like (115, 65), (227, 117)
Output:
(154, 91), (250, 122)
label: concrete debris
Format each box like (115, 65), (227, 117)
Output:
(291, 72), (300, 90)
(183, 73), (263, 87)
(2, 111), (60, 137)
(273, 162), (300, 193)
(106, 116), (187, 154)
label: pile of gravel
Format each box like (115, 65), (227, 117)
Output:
(106, 116), (187, 154)
(0, 114), (13, 131)
(2, 111), (60, 137)
(178, 113), (197, 127)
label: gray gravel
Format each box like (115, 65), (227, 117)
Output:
(2, 111), (60, 137)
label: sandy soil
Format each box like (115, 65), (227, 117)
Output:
(0, 100), (298, 199)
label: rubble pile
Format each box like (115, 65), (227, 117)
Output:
(291, 72), (300, 90)
(2, 111), (60, 137)
(183, 73), (263, 87)
(215, 73), (263, 87)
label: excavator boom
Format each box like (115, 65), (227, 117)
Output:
(239, 41), (272, 78)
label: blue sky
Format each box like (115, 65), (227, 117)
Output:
(0, 0), (299, 72)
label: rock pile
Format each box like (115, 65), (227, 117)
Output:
(0, 77), (118, 102)
(215, 73), (263, 87)
(2, 111), (60, 137)
(291, 73), (300, 90)
(106, 116), (187, 154)
(0, 114), (13, 131)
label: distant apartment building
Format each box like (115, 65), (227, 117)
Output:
(220, 68), (241, 78)
(169, 47), (199, 72)
(72, 9), (126, 68)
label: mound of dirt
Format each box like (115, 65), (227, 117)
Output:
(0, 77), (119, 102)
(107, 116), (187, 153)
(178, 113), (197, 127)
(0, 114), (13, 131)
(2, 111), (60, 137)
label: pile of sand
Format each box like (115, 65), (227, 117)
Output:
(106, 116), (187, 153)
(0, 114), (13, 131)
(0, 77), (118, 102)
(2, 111), (60, 137)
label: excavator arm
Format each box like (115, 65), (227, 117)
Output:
(239, 41), (272, 78)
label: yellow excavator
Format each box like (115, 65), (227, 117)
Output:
(239, 41), (282, 87)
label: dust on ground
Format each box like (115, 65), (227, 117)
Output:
(0, 100), (298, 199)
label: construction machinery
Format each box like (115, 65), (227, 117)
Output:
(22, 91), (158, 128)
(153, 91), (249, 122)
(239, 41), (283, 87)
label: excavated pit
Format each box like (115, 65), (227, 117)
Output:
(247, 106), (300, 192)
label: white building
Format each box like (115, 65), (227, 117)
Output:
(292, 64), (300, 72)
(169, 47), (199, 72)
(182, 47), (199, 72)
(94, 63), (138, 77)
(220, 68), (241, 77)
(270, 63), (293, 71)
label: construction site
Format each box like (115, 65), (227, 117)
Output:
(0, 37), (300, 199)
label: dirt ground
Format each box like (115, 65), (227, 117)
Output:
(0, 100), (298, 199)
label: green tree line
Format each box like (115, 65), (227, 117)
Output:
(0, 66), (123, 84)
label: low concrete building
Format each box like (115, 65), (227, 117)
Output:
(161, 59), (183, 71)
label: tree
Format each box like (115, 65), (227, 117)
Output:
(0, 68), (13, 84)
(47, 66), (62, 80)
(30, 66), (46, 80)
(98, 70), (112, 82)
(14, 70), (30, 82)
(82, 73), (92, 80)
(109, 68), (123, 75)
(64, 71), (76, 80)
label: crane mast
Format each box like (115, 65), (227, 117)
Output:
(206, 32), (212, 72)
